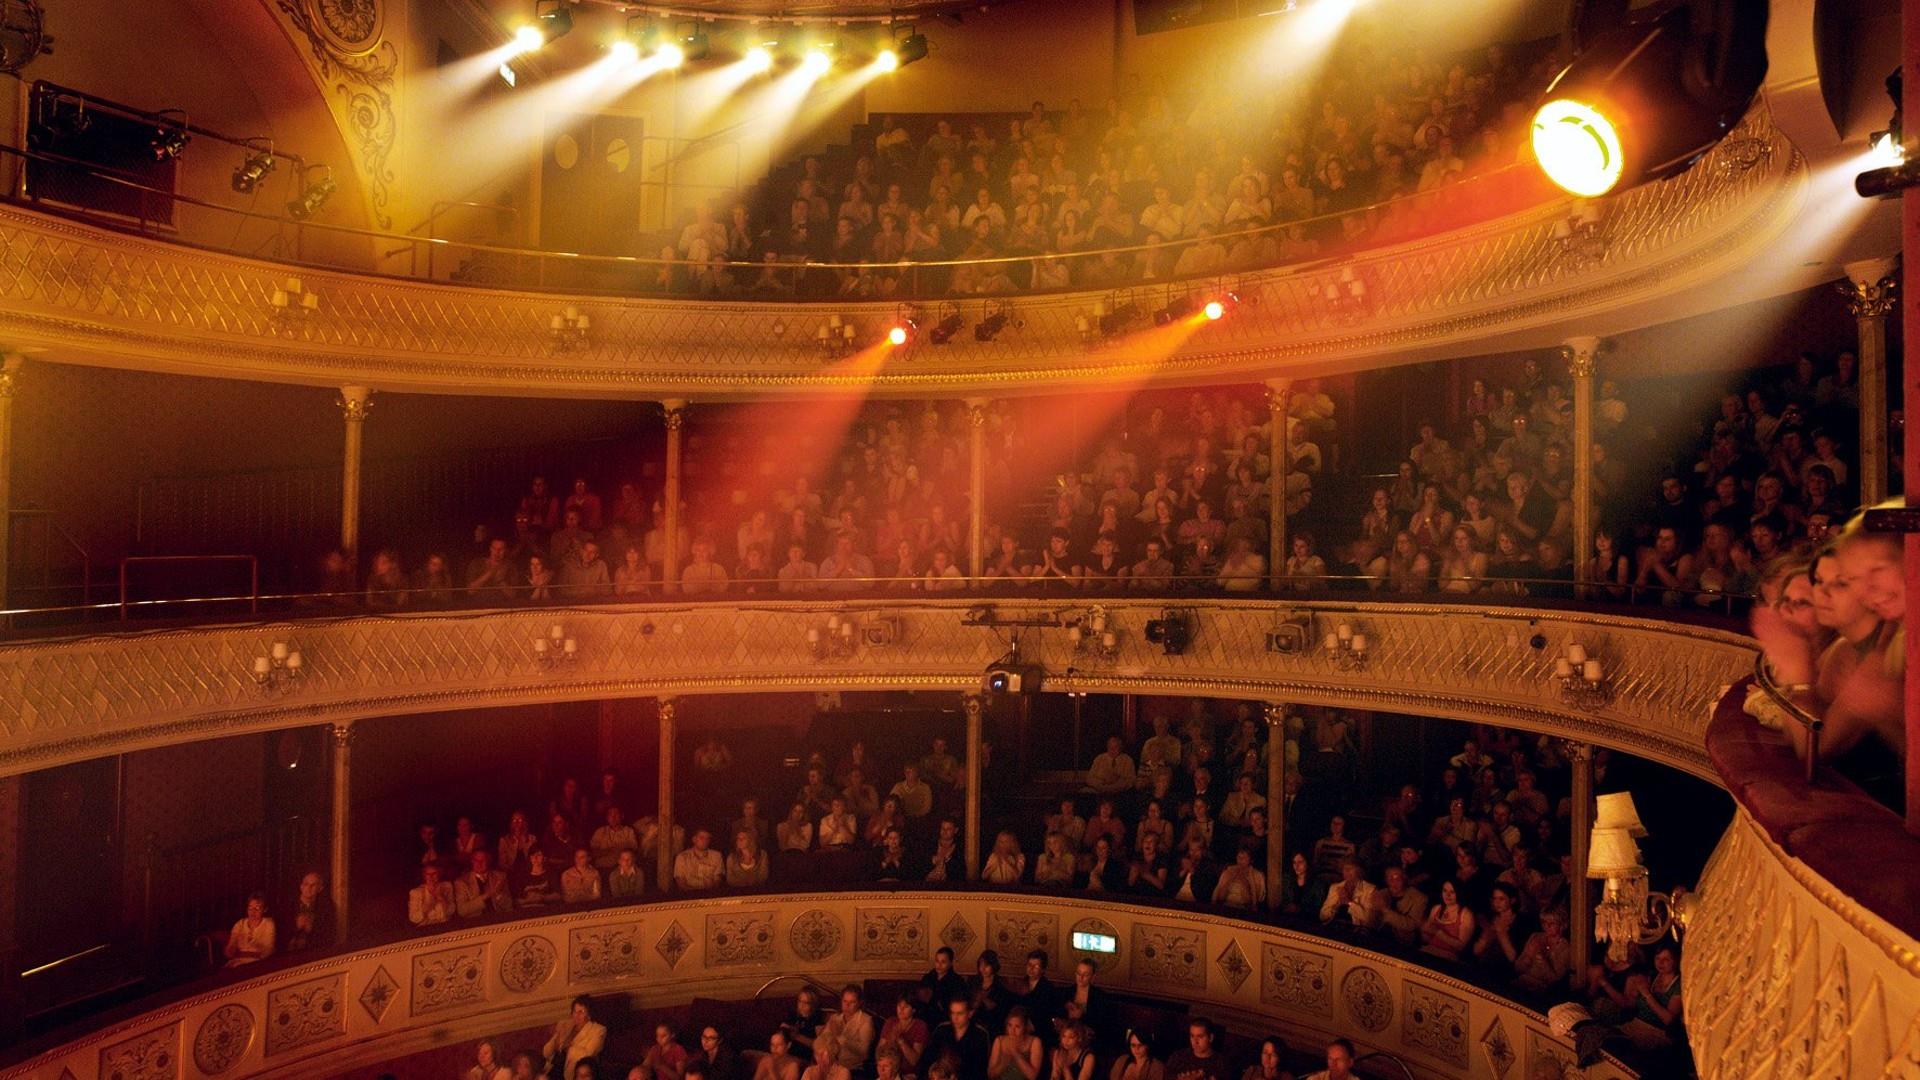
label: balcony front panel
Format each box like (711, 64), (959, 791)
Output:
(0, 599), (1755, 779)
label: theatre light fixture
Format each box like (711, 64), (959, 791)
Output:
(1531, 0), (1767, 198)
(534, 623), (577, 668)
(148, 108), (189, 161)
(1588, 792), (1695, 965)
(251, 640), (305, 693)
(287, 164), (335, 220)
(231, 140), (275, 193)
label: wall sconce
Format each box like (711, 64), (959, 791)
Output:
(269, 277), (320, 327)
(817, 314), (857, 357)
(1319, 268), (1369, 321)
(807, 613), (859, 659)
(1551, 200), (1607, 269)
(1322, 621), (1369, 670)
(1588, 793), (1694, 965)
(550, 306), (591, 351)
(1551, 641), (1610, 709)
(1066, 606), (1121, 662)
(534, 622), (577, 668)
(251, 640), (304, 693)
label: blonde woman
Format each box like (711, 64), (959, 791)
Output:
(982, 831), (1027, 886)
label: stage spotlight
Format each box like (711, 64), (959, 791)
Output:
(534, 0), (574, 45)
(802, 48), (832, 75)
(231, 146), (275, 193)
(974, 304), (1017, 341)
(655, 42), (685, 68)
(610, 38), (640, 64)
(875, 49), (899, 73)
(678, 24), (711, 62)
(1203, 292), (1239, 320)
(893, 31), (929, 67)
(149, 112), (189, 162)
(1152, 296), (1196, 326)
(1531, 0), (1767, 198)
(886, 321), (914, 346)
(745, 46), (774, 73)
(287, 167), (335, 220)
(512, 25), (544, 52)
(1144, 611), (1192, 656)
(1203, 300), (1226, 320)
(929, 308), (965, 344)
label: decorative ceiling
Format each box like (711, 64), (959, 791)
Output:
(499, 0), (1021, 25)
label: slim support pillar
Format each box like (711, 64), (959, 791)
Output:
(963, 693), (984, 880)
(0, 356), (20, 612)
(1842, 258), (1898, 505)
(1567, 741), (1594, 981)
(1565, 337), (1600, 585)
(336, 386), (373, 562)
(329, 723), (354, 945)
(662, 400), (686, 592)
(657, 697), (676, 894)
(1266, 380), (1291, 588)
(966, 398), (988, 580)
(1264, 702), (1287, 910)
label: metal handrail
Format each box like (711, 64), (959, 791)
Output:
(753, 973), (841, 1001)
(0, 137), (1551, 296)
(118, 554), (258, 620)
(1751, 651), (1824, 783)
(1, 572), (1754, 628)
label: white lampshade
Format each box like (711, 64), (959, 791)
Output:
(1587, 826), (1644, 877)
(1594, 792), (1648, 837)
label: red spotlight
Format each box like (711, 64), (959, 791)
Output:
(1203, 292), (1239, 320)
(887, 319), (915, 346)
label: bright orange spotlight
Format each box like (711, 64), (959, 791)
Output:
(1531, 98), (1624, 198)
(1203, 300), (1225, 320)
(744, 46), (774, 73)
(886, 325), (909, 346)
(512, 25), (545, 53)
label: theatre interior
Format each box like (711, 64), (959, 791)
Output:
(0, 0), (1917, 1076)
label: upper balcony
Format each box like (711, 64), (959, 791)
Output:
(0, 100), (1808, 401)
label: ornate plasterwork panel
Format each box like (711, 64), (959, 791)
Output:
(706, 911), (777, 967)
(941, 912), (977, 957)
(269, 0), (397, 227)
(570, 921), (646, 982)
(1401, 979), (1471, 1069)
(1259, 942), (1332, 1015)
(0, 600), (1753, 782)
(501, 934), (559, 993)
(855, 907), (930, 962)
(1130, 923), (1206, 989)
(1340, 966), (1393, 1034)
(98, 1022), (179, 1080)
(986, 909), (1059, 963)
(0, 102), (1799, 400)
(357, 963), (399, 1023)
(410, 941), (488, 1016)
(1214, 939), (1251, 994)
(264, 972), (346, 1056)
(790, 909), (845, 962)
(657, 920), (693, 969)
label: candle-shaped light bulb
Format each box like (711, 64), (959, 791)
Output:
(1553, 658), (1573, 679)
(828, 313), (842, 329)
(1323, 632), (1339, 652)
(1566, 643), (1587, 665)
(1068, 625), (1083, 643)
(285, 651), (303, 671)
(1351, 633), (1367, 653)
(550, 314), (565, 330)
(1583, 659), (1602, 683)
(534, 638), (549, 654)
(1091, 611), (1107, 632)
(271, 641), (289, 661)
(563, 638), (577, 655)
(1101, 631), (1117, 649)
(549, 624), (564, 642)
(841, 621), (855, 638)
(807, 628), (821, 643)
(1337, 623), (1352, 642)
(827, 614), (841, 630)
(253, 656), (271, 675)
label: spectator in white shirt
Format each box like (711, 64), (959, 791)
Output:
(409, 864), (455, 927)
(225, 893), (277, 966)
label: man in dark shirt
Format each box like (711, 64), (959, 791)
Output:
(1016, 950), (1062, 1036)
(870, 828), (910, 883)
(926, 998), (991, 1080)
(915, 947), (968, 1023)
(696, 1030), (740, 1080)
(1165, 1020), (1233, 1080)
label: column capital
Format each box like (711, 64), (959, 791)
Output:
(964, 398), (990, 426)
(1559, 738), (1594, 763)
(336, 385), (374, 422)
(1263, 378), (1293, 412)
(0, 354), (21, 399)
(657, 696), (678, 721)
(329, 722), (356, 748)
(1839, 257), (1899, 318)
(961, 692), (986, 718)
(661, 399), (688, 430)
(1562, 336), (1602, 379)
(1262, 701), (1288, 728)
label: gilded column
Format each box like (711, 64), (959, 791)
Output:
(1265, 379), (1292, 589)
(0, 356), (20, 611)
(966, 398), (988, 581)
(657, 697), (677, 894)
(1263, 702), (1287, 910)
(1841, 258), (1898, 504)
(662, 400), (686, 593)
(329, 722), (354, 945)
(336, 386), (374, 562)
(963, 693), (984, 880)
(1564, 337), (1600, 585)
(1565, 740), (1594, 980)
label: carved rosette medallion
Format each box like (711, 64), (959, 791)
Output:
(789, 909), (844, 963)
(1129, 923), (1205, 988)
(941, 912), (977, 956)
(706, 911), (777, 966)
(855, 908), (930, 961)
(99, 1022), (179, 1080)
(1478, 1015), (1516, 1080)
(193, 1005), (255, 1075)
(1402, 980), (1470, 1068)
(1259, 943), (1332, 1015)
(307, 0), (382, 53)
(1214, 939), (1251, 993)
(411, 941), (489, 1016)
(266, 973), (346, 1056)
(501, 934), (559, 993)
(1340, 966), (1393, 1033)
(571, 922), (646, 982)
(986, 909), (1058, 960)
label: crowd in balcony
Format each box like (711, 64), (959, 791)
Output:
(644, 22), (1559, 299)
(374, 704), (1686, 1075)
